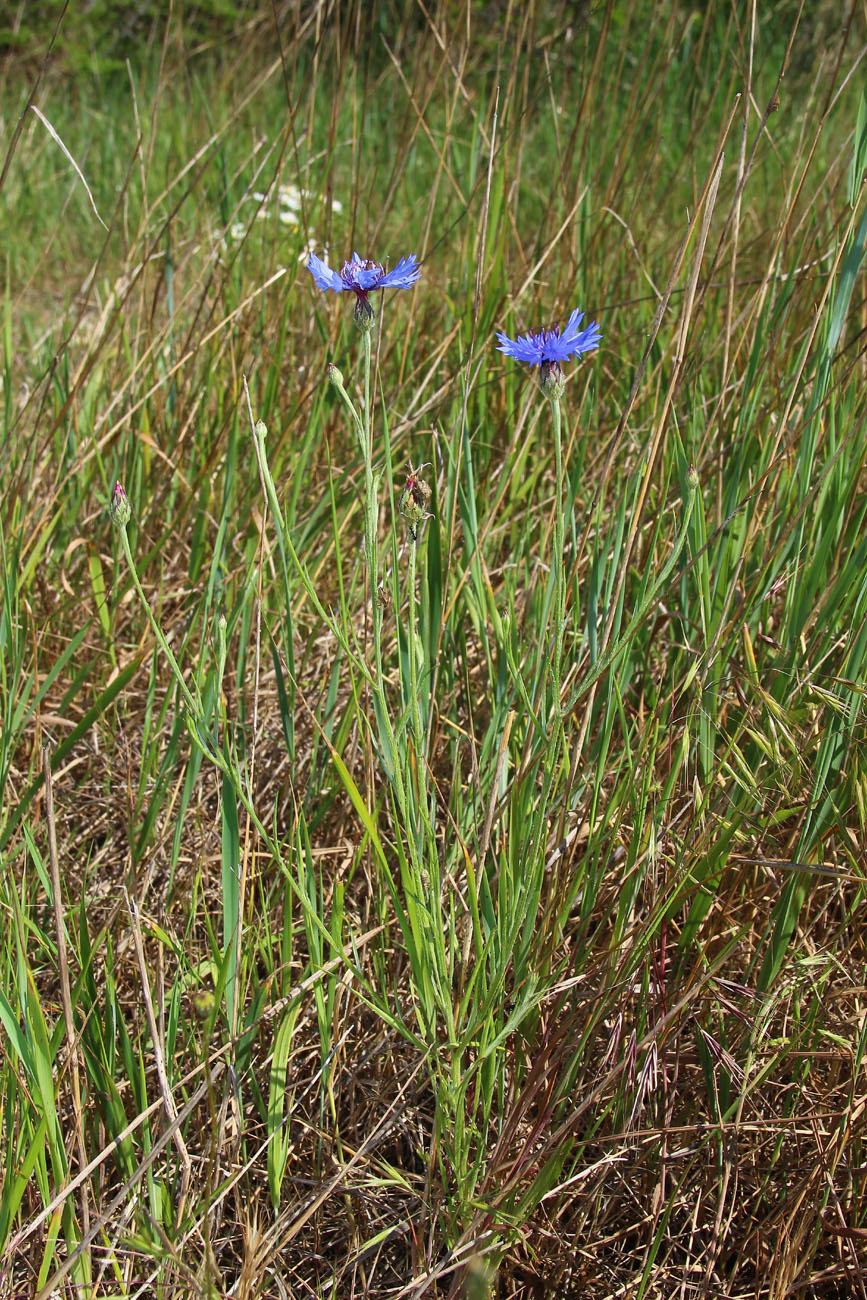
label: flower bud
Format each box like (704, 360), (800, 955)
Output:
(687, 464), (699, 493)
(539, 360), (565, 402)
(192, 988), (215, 1019)
(353, 295), (375, 333)
(326, 362), (344, 388)
(110, 481), (131, 527)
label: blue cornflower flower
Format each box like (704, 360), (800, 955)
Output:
(496, 308), (601, 366)
(307, 250), (421, 329)
(496, 307), (601, 398)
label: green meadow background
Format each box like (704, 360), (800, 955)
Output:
(1, 1), (866, 1295)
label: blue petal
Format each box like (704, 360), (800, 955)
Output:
(496, 330), (544, 365)
(339, 253), (381, 290)
(307, 252), (344, 293)
(545, 311), (601, 361)
(377, 254), (422, 290)
(543, 333), (577, 362)
(355, 266), (384, 290)
(561, 309), (602, 356)
(497, 308), (602, 368)
(560, 308), (586, 343)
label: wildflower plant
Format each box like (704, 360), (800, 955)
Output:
(310, 254), (410, 711)
(398, 461), (432, 541)
(305, 250), (423, 697)
(497, 307), (601, 706)
(495, 307), (602, 388)
(9, 15), (867, 1296)
(300, 250), (450, 1038)
(307, 250), (421, 330)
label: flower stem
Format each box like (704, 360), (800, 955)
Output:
(363, 329), (372, 460)
(356, 326), (413, 821)
(360, 329), (383, 682)
(407, 537), (424, 759)
(251, 420), (375, 689)
(550, 393), (566, 697)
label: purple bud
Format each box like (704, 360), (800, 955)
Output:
(539, 360), (565, 402)
(353, 295), (375, 333)
(110, 481), (131, 527)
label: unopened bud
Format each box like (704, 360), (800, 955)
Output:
(192, 989), (215, 1019)
(353, 296), (375, 333)
(539, 360), (565, 402)
(326, 362), (344, 388)
(110, 481), (131, 527)
(687, 464), (699, 493)
(254, 419), (267, 442)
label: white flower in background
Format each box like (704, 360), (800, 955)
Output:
(226, 184), (342, 243)
(278, 184), (303, 212)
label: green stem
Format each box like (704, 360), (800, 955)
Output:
(361, 329), (384, 689)
(548, 390), (569, 738)
(363, 329), (372, 461)
(407, 539), (424, 756)
(355, 326), (414, 828)
(252, 421), (375, 688)
(551, 394), (566, 693)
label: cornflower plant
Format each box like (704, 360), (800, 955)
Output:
(301, 252), (480, 1112)
(307, 251), (421, 629)
(306, 250), (423, 783)
(497, 308), (601, 708)
(300, 251), (451, 1040)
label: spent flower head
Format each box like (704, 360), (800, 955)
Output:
(496, 307), (601, 399)
(110, 481), (131, 527)
(398, 463), (433, 541)
(307, 251), (421, 330)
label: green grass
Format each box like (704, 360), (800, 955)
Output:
(2, 1), (867, 1295)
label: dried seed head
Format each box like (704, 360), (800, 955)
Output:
(398, 462), (433, 540)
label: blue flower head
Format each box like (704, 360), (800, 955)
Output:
(307, 250), (421, 330)
(496, 307), (601, 398)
